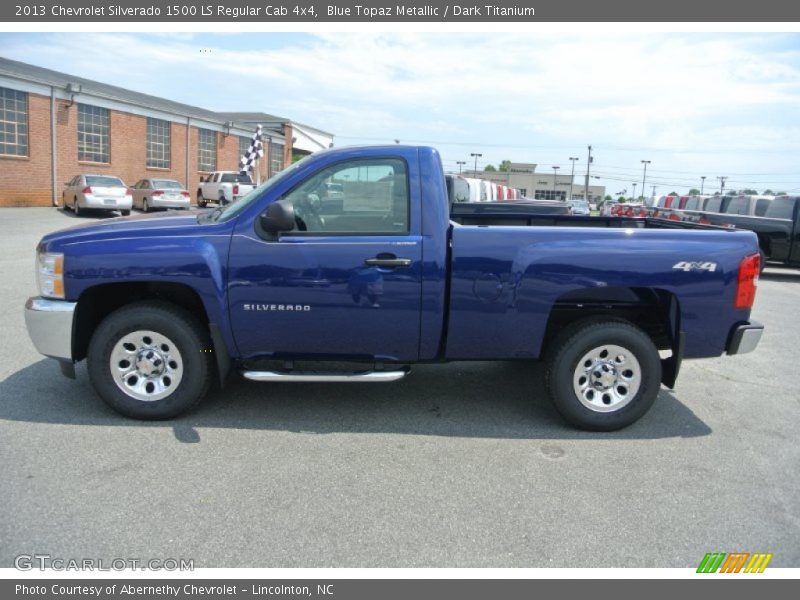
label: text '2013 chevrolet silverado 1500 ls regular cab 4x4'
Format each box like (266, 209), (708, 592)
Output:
(25, 145), (764, 431)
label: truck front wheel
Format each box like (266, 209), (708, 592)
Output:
(87, 301), (213, 419)
(544, 320), (661, 431)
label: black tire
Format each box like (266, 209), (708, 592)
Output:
(544, 320), (662, 431)
(759, 248), (767, 275)
(121, 210), (131, 216)
(87, 301), (214, 419)
(74, 197), (81, 217)
(142, 198), (149, 213)
(197, 190), (206, 208)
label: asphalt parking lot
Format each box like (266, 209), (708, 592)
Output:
(1, 207), (798, 568)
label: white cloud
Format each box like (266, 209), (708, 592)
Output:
(1, 32), (798, 192)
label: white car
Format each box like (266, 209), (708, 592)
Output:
(197, 172), (256, 207)
(62, 174), (132, 217)
(131, 178), (191, 212)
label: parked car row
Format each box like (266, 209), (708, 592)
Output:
(447, 174), (523, 203)
(652, 194), (800, 269)
(61, 173), (192, 217)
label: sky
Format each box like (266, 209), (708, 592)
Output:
(1, 32), (799, 196)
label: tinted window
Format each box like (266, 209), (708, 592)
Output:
(85, 176), (124, 187)
(725, 197), (749, 215)
(283, 158), (409, 234)
(765, 197), (798, 220)
(704, 197), (723, 213)
(152, 179), (183, 189)
(221, 173), (253, 183)
(755, 198), (772, 217)
(684, 198), (700, 210)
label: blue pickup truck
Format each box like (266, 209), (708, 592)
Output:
(25, 145), (764, 430)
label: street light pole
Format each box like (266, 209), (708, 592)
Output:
(632, 182), (637, 201)
(456, 161), (466, 174)
(552, 166), (560, 200)
(584, 145), (592, 201)
(470, 153), (482, 177)
(568, 157), (578, 201)
(717, 176), (727, 194)
(640, 160), (651, 202)
(700, 176), (706, 195)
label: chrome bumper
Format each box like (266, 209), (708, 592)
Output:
(24, 297), (76, 361)
(727, 321), (764, 355)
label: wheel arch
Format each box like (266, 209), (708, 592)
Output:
(72, 281), (231, 384)
(542, 286), (682, 388)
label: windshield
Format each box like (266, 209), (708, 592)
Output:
(209, 156), (314, 224)
(152, 179), (183, 190)
(86, 176), (124, 187)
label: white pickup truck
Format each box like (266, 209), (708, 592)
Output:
(197, 172), (256, 207)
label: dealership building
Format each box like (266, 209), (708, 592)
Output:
(465, 162), (605, 202)
(0, 57), (334, 207)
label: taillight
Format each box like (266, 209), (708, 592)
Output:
(735, 253), (760, 310)
(152, 190), (164, 196)
(125, 188), (132, 196)
(82, 186), (92, 194)
(180, 191), (190, 197)
(233, 184), (239, 195)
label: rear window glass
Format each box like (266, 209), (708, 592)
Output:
(725, 197), (749, 215)
(221, 173), (253, 183)
(450, 177), (470, 203)
(86, 176), (124, 187)
(755, 198), (772, 216)
(765, 197), (798, 220)
(704, 197), (724, 213)
(684, 198), (700, 210)
(151, 179), (183, 190)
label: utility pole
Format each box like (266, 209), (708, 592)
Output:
(568, 157), (578, 201)
(456, 161), (466, 174)
(584, 145), (592, 201)
(717, 176), (727, 194)
(471, 153), (482, 177)
(651, 184), (656, 198)
(700, 175), (706, 195)
(640, 160), (651, 202)
(552, 166), (560, 199)
(632, 182), (637, 201)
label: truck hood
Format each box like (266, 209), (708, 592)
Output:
(40, 211), (221, 248)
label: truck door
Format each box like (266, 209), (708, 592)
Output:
(228, 155), (423, 362)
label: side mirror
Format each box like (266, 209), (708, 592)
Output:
(260, 200), (295, 234)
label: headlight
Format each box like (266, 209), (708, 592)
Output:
(36, 250), (65, 299)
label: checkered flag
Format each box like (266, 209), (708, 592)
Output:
(240, 125), (264, 175)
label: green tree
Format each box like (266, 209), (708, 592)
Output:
(669, 191), (679, 196)
(688, 188), (700, 195)
(741, 188), (758, 195)
(604, 195), (613, 201)
(776, 191), (788, 196)
(498, 160), (511, 172)
(484, 164), (497, 172)
(763, 189), (775, 195)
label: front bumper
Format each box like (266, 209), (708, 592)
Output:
(726, 320), (764, 355)
(24, 297), (76, 361)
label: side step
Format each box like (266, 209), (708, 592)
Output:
(241, 368), (410, 383)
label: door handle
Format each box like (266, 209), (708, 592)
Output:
(365, 255), (412, 268)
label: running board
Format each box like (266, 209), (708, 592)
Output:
(241, 368), (410, 383)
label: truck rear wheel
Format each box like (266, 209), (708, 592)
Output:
(197, 190), (206, 208)
(544, 320), (661, 431)
(87, 301), (213, 419)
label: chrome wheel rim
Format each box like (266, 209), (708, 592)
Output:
(110, 330), (183, 402)
(572, 344), (641, 412)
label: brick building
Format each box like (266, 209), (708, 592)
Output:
(0, 57), (334, 207)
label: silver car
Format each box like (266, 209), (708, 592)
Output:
(63, 174), (132, 217)
(132, 178), (191, 212)
(567, 199), (591, 215)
